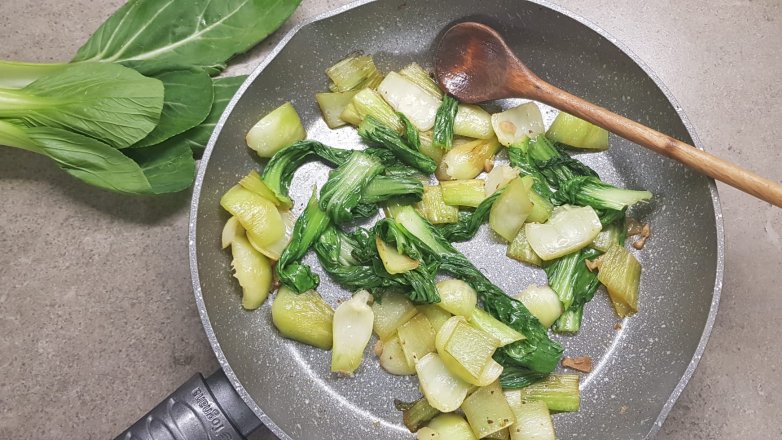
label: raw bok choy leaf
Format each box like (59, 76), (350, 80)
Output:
(72, 0), (302, 75)
(0, 62), (164, 149)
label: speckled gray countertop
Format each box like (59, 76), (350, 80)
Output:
(0, 1), (779, 439)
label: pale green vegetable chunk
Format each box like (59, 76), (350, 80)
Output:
(441, 179), (486, 208)
(525, 205), (602, 260)
(332, 290), (374, 374)
(507, 228), (543, 267)
(507, 399), (556, 440)
(454, 104), (495, 139)
(248, 209), (295, 261)
(485, 164), (519, 196)
(372, 293), (418, 340)
(491, 102), (544, 146)
(426, 413), (477, 440)
(378, 71), (441, 131)
(220, 185), (284, 248)
(399, 62), (442, 99)
(444, 320), (501, 379)
(461, 380), (516, 438)
(230, 230), (273, 310)
(351, 88), (404, 132)
(416, 185), (459, 224)
(515, 285), (563, 328)
(315, 90), (359, 129)
(468, 307), (525, 346)
(505, 374), (580, 412)
(271, 287), (334, 350)
(378, 335), (416, 376)
(416, 353), (473, 412)
(598, 244), (642, 317)
(376, 236), (420, 274)
(416, 427), (441, 440)
(398, 313), (437, 367)
(325, 53), (382, 92)
(418, 305), (453, 332)
(546, 111), (608, 150)
(245, 102), (306, 158)
(435, 279), (477, 317)
(490, 176), (533, 242)
(239, 170), (283, 206)
(435, 316), (503, 386)
(221, 216), (241, 250)
(436, 137), (501, 180)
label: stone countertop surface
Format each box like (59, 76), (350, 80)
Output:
(0, 0), (779, 439)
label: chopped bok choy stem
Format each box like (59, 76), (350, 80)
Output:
(271, 287), (334, 350)
(441, 179), (486, 208)
(395, 397), (442, 433)
(506, 398), (556, 440)
(221, 216), (241, 249)
(245, 102), (306, 158)
(416, 185), (460, 224)
(485, 164), (520, 196)
(507, 228), (543, 267)
(598, 244), (642, 317)
(378, 336), (417, 375)
(398, 313), (437, 366)
(415, 352), (473, 412)
(546, 110), (609, 150)
(399, 63), (441, 99)
(332, 290), (374, 374)
(505, 374), (581, 412)
(514, 285), (563, 328)
(419, 305), (452, 331)
(220, 185), (284, 248)
(435, 279), (477, 317)
(436, 137), (502, 180)
(326, 53), (383, 92)
(372, 293), (418, 340)
(454, 104), (495, 139)
(461, 380), (516, 438)
(468, 307), (525, 346)
(591, 220), (626, 252)
(525, 205), (602, 261)
(350, 88), (404, 132)
(238, 170), (283, 206)
(426, 413), (477, 440)
(491, 102), (545, 146)
(436, 316), (502, 386)
(230, 229), (273, 310)
(316, 90), (359, 128)
(554, 175), (652, 218)
(489, 176), (533, 242)
(546, 247), (601, 334)
(378, 71), (441, 131)
(376, 235), (420, 274)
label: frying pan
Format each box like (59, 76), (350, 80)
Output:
(118, 0), (723, 438)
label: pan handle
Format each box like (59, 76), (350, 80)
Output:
(114, 369), (265, 440)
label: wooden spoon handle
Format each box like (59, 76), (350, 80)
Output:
(527, 80), (782, 207)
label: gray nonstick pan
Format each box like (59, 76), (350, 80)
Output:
(117, 0), (723, 438)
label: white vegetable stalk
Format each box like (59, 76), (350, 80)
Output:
(491, 102), (544, 146)
(435, 279), (477, 317)
(372, 293), (418, 340)
(515, 285), (563, 328)
(378, 71), (441, 131)
(415, 352), (473, 412)
(525, 205), (602, 260)
(484, 164), (519, 196)
(245, 101), (306, 158)
(332, 290), (374, 374)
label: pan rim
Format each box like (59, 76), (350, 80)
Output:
(189, 1), (725, 438)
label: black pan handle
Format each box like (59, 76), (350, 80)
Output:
(115, 369), (264, 440)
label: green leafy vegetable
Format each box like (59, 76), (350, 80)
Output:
(72, 0), (302, 75)
(276, 192), (331, 293)
(132, 68), (214, 147)
(545, 248), (601, 334)
(123, 141), (196, 194)
(157, 75), (246, 157)
(433, 95), (458, 149)
(388, 205), (563, 373)
(358, 116), (437, 174)
(437, 191), (501, 242)
(527, 135), (598, 189)
(0, 60), (68, 88)
(0, 121), (153, 194)
(319, 151), (384, 224)
(360, 175), (423, 204)
(553, 175), (652, 222)
(0, 62), (164, 149)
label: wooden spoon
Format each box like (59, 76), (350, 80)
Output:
(435, 22), (782, 207)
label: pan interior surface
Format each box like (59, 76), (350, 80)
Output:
(192, 1), (721, 439)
